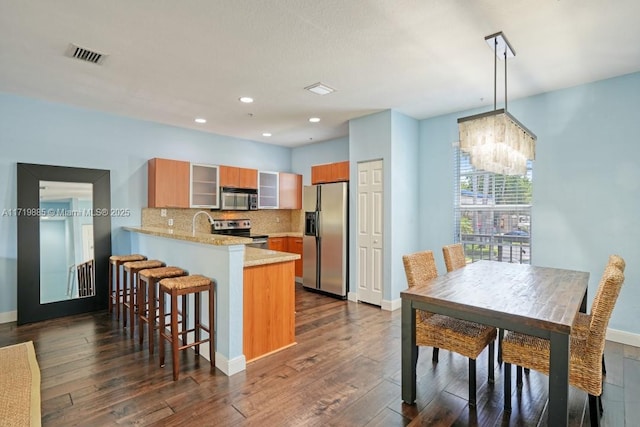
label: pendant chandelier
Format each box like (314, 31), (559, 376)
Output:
(457, 32), (536, 176)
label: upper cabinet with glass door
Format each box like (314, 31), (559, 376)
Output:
(190, 163), (220, 208)
(258, 171), (279, 209)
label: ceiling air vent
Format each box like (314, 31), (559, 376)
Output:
(65, 43), (107, 65)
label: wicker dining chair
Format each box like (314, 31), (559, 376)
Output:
(572, 254), (626, 340)
(403, 250), (497, 406)
(515, 254), (626, 386)
(403, 250), (441, 362)
(571, 254), (625, 376)
(442, 242), (511, 370)
(442, 243), (466, 273)
(441, 243), (472, 362)
(501, 263), (625, 426)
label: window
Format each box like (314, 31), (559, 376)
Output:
(454, 150), (532, 264)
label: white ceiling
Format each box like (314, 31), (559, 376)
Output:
(2, 1), (639, 148)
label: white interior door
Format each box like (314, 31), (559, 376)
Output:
(356, 160), (383, 305)
(81, 224), (94, 262)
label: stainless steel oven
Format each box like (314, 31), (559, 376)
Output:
(211, 218), (268, 249)
(246, 236), (268, 249)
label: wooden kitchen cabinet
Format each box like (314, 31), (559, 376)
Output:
(148, 158), (190, 208)
(278, 172), (302, 209)
(219, 165), (235, 187)
(269, 236), (302, 277)
(331, 160), (350, 182)
(311, 163), (331, 184)
(311, 160), (350, 184)
(268, 237), (287, 252)
(219, 165), (258, 189)
(239, 167), (258, 189)
(243, 261), (295, 361)
(287, 236), (303, 277)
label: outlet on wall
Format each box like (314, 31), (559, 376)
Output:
(160, 209), (167, 217)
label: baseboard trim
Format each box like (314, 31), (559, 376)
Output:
(214, 353), (246, 376)
(381, 298), (401, 312)
(0, 311), (17, 324)
(160, 326), (246, 377)
(350, 293), (400, 311)
(607, 328), (640, 347)
(347, 291), (358, 302)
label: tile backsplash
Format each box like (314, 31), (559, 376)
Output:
(142, 208), (303, 234)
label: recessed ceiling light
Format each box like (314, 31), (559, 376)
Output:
(304, 82), (335, 95)
(194, 118), (207, 124)
(239, 97), (254, 103)
(309, 117), (321, 123)
(262, 132), (272, 137)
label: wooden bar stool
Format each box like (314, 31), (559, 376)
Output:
(123, 260), (165, 337)
(158, 275), (215, 381)
(138, 266), (187, 355)
(108, 254), (146, 320)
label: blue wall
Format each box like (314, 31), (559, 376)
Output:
(417, 72), (640, 334)
(349, 110), (420, 305)
(389, 111), (420, 300)
(349, 111), (393, 302)
(0, 93), (292, 314)
(291, 136), (349, 185)
(2, 71), (639, 336)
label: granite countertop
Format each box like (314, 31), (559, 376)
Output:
(125, 226), (300, 267)
(124, 226), (252, 245)
(266, 232), (304, 238)
(244, 247), (300, 267)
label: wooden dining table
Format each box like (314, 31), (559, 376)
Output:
(401, 260), (589, 426)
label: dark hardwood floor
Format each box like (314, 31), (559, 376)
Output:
(1, 283), (638, 426)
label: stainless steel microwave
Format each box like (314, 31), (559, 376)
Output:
(220, 187), (258, 210)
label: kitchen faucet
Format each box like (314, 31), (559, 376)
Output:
(192, 210), (214, 235)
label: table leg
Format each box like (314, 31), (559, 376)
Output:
(548, 331), (570, 426)
(580, 289), (587, 313)
(401, 299), (417, 404)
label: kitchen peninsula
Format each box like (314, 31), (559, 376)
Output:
(124, 226), (299, 376)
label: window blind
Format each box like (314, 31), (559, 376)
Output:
(454, 150), (533, 264)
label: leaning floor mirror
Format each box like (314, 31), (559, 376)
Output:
(17, 163), (112, 325)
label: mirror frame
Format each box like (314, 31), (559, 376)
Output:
(17, 163), (112, 325)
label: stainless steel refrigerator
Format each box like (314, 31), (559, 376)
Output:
(303, 182), (348, 298)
